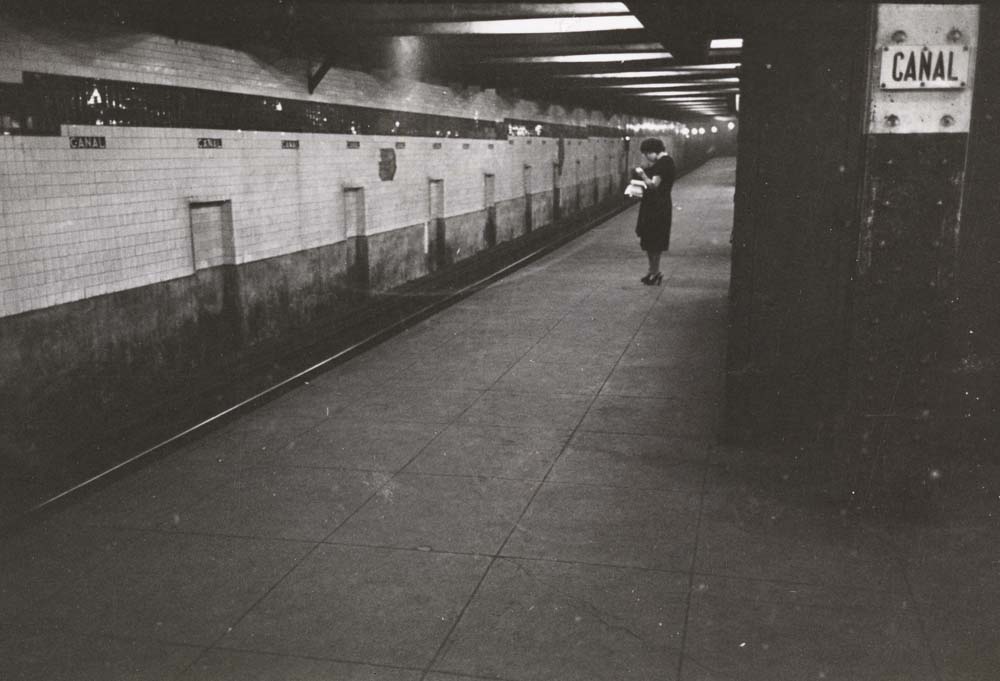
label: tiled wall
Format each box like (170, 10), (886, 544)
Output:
(0, 17), (670, 319)
(0, 14), (726, 490)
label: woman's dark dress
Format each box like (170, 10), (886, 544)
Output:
(635, 155), (675, 252)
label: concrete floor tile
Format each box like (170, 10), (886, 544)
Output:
(330, 473), (537, 554)
(47, 463), (234, 530)
(0, 628), (202, 681)
(601, 364), (724, 399)
(178, 649), (422, 680)
(310, 352), (420, 389)
(345, 388), (484, 425)
(406, 424), (571, 480)
(493, 359), (613, 395)
(549, 431), (709, 491)
(682, 576), (935, 681)
(0, 523), (139, 621)
(696, 490), (905, 591)
(220, 545), (489, 668)
(502, 483), (700, 571)
(900, 522), (1000, 680)
(170, 467), (382, 540)
(249, 387), (359, 420)
(25, 533), (311, 645)
(385, 356), (517, 390)
(521, 342), (624, 366)
(580, 395), (720, 438)
(174, 413), (326, 468)
(458, 317), (558, 338)
(434, 558), (688, 681)
(433, 335), (536, 364)
(278, 418), (444, 472)
(459, 391), (593, 430)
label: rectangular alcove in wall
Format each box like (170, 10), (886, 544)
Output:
(523, 164), (534, 233)
(187, 198), (239, 344)
(428, 179), (446, 269)
(551, 163), (561, 222)
(484, 173), (497, 247)
(343, 187), (369, 291)
(188, 200), (234, 270)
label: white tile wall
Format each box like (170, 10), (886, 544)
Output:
(0, 18), (675, 318)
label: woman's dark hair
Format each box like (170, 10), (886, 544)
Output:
(639, 138), (665, 154)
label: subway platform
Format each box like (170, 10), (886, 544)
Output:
(2, 158), (994, 680)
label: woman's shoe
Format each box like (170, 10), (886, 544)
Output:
(640, 273), (653, 285)
(642, 272), (662, 286)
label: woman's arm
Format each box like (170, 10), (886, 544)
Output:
(635, 167), (662, 188)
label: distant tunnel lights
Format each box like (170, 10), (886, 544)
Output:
(728, 121), (736, 130)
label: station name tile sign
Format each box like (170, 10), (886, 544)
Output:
(880, 45), (969, 90)
(70, 136), (106, 149)
(197, 138), (222, 148)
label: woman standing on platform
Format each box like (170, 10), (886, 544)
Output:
(633, 138), (675, 285)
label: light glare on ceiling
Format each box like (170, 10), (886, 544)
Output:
(557, 64), (740, 78)
(710, 38), (744, 50)
(417, 15), (644, 35)
(489, 51), (672, 63)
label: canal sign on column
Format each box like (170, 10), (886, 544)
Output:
(869, 4), (979, 134)
(880, 45), (969, 90)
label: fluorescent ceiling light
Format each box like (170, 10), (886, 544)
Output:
(648, 97), (725, 103)
(413, 15), (643, 34)
(633, 88), (740, 96)
(488, 51), (672, 63)
(710, 38), (743, 50)
(593, 78), (740, 89)
(557, 64), (740, 78)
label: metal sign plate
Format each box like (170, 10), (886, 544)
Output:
(869, 4), (979, 134)
(880, 45), (969, 90)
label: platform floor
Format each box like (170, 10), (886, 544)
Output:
(2, 158), (994, 680)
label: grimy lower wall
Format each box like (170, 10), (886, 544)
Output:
(0, 15), (721, 485)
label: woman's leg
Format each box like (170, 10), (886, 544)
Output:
(647, 250), (661, 275)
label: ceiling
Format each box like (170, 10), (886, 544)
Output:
(14, 0), (745, 122)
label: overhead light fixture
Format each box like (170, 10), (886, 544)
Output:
(728, 121), (736, 130)
(647, 95), (726, 101)
(488, 51), (672, 64)
(413, 15), (644, 35)
(591, 78), (740, 89)
(710, 38), (743, 50)
(633, 88), (740, 97)
(557, 64), (740, 78)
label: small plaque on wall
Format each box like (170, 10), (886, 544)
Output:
(395, 141), (406, 149)
(379, 148), (397, 181)
(433, 142), (442, 149)
(282, 140), (299, 149)
(347, 140), (361, 149)
(198, 138), (222, 149)
(69, 136), (106, 149)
